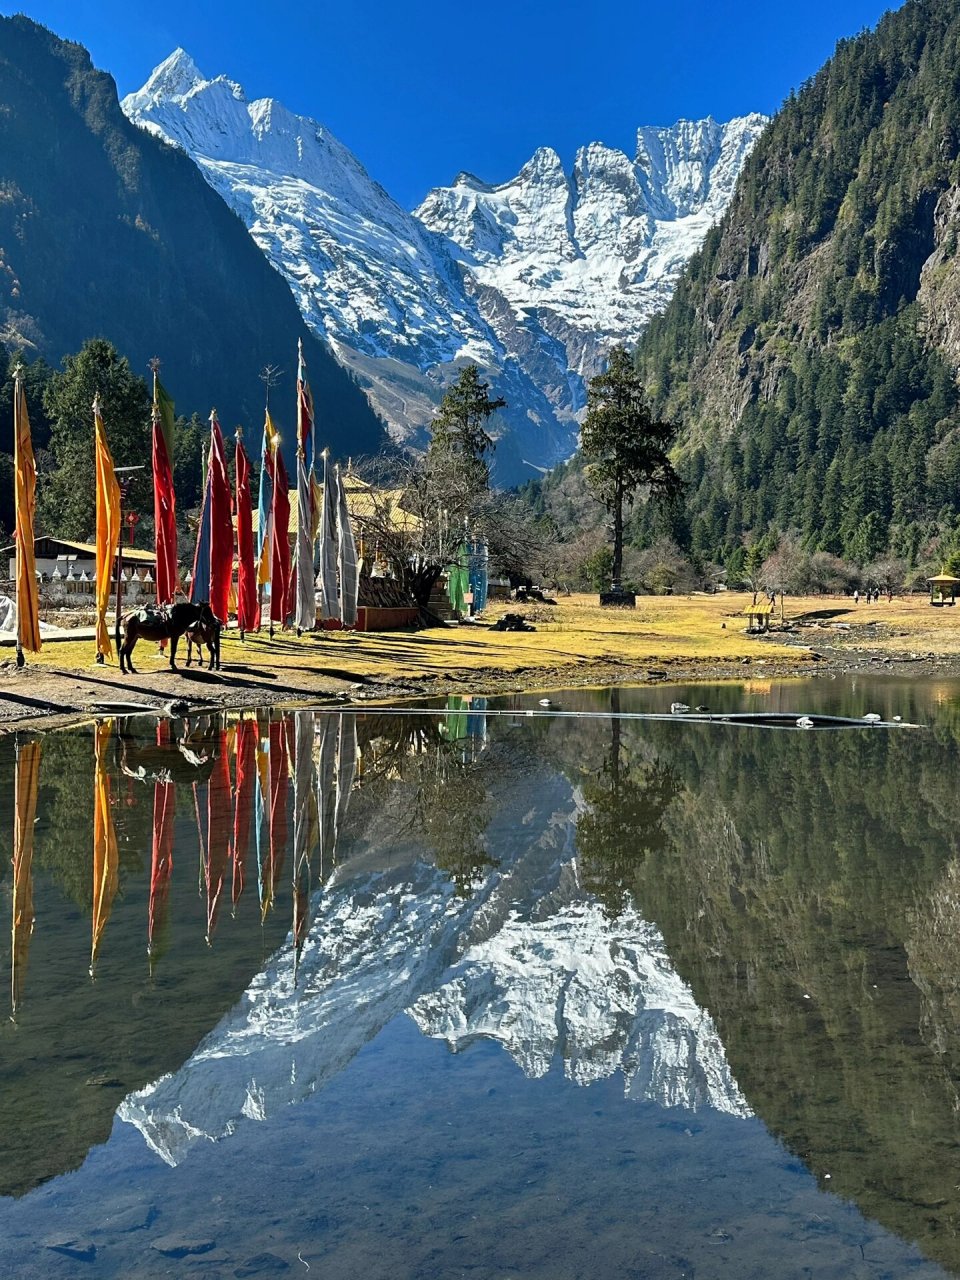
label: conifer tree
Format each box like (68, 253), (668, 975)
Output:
(40, 339), (151, 540)
(428, 363), (505, 488)
(580, 347), (681, 587)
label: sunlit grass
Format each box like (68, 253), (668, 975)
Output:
(22, 593), (808, 683)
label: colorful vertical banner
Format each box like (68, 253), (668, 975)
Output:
(235, 434), (258, 632)
(293, 445), (316, 632)
(191, 412), (233, 622)
(265, 716), (290, 918)
(292, 710), (317, 978)
(270, 447), (291, 627)
(256, 411), (278, 588)
(11, 737), (40, 1014)
(318, 451), (339, 622)
(336, 464), (359, 628)
(190, 463), (213, 604)
(208, 413), (234, 625)
(148, 724), (175, 969)
(94, 396), (120, 660)
(13, 369), (41, 655)
(232, 715), (257, 909)
(152, 372), (178, 606)
(255, 718), (270, 918)
(297, 338), (315, 478)
(447, 544), (469, 615)
(294, 340), (317, 632)
(205, 725), (232, 942)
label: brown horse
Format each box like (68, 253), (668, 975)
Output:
(117, 601), (219, 674)
(185, 611), (223, 670)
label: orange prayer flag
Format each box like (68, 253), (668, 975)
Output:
(13, 372), (41, 655)
(94, 397), (120, 659)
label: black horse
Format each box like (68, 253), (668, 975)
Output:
(116, 601), (219, 674)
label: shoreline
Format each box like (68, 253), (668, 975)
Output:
(1, 632), (958, 736)
(2, 591), (958, 733)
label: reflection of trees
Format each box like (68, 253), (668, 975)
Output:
(33, 725), (149, 910)
(616, 722), (960, 1276)
(355, 716), (498, 896)
(576, 693), (680, 918)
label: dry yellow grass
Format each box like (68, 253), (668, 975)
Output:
(5, 592), (959, 725)
(22, 592), (807, 686)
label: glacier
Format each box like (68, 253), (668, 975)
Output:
(123, 51), (765, 483)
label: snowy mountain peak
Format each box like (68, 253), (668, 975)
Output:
(123, 53), (767, 483)
(134, 46), (204, 101)
(635, 113), (767, 219)
(518, 145), (567, 181)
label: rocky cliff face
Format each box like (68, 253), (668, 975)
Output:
(123, 52), (764, 482)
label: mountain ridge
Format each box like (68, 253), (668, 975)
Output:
(124, 53), (766, 483)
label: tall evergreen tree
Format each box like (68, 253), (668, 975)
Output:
(580, 347), (681, 586)
(40, 338), (151, 539)
(428, 364), (505, 488)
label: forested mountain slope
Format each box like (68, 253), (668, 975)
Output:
(636, 0), (960, 570)
(0, 16), (385, 458)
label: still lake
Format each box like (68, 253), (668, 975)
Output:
(0, 678), (959, 1278)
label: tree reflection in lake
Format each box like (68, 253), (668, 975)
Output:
(349, 701), (498, 895)
(577, 688), (680, 917)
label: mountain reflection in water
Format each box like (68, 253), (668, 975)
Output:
(1, 684), (960, 1276)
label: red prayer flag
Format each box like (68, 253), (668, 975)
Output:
(209, 413), (234, 625)
(148, 720), (176, 965)
(152, 413), (178, 606)
(270, 448), (291, 626)
(235, 437), (258, 631)
(148, 779), (175, 963)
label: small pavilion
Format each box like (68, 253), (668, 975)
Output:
(742, 600), (774, 633)
(927, 571), (960, 606)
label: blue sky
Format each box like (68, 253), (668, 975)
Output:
(6, 0), (894, 208)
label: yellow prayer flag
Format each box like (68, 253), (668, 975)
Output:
(14, 375), (41, 654)
(12, 737), (40, 1014)
(264, 409), (279, 455)
(91, 719), (118, 972)
(310, 470), (322, 544)
(94, 397), (120, 659)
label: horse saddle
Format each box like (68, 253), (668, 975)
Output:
(135, 605), (172, 627)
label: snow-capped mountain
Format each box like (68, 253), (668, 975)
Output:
(416, 116), (767, 348)
(117, 757), (747, 1168)
(123, 52), (765, 483)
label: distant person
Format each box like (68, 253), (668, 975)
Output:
(854, 589), (860, 604)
